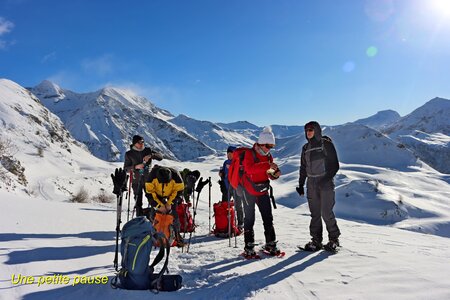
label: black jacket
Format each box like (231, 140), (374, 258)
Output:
(123, 146), (163, 183)
(299, 121), (339, 187)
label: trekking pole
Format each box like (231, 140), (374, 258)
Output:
(113, 191), (123, 271)
(187, 189), (201, 253)
(126, 170), (132, 222)
(113, 172), (127, 271)
(227, 187), (232, 247)
(232, 188), (238, 248)
(181, 192), (192, 254)
(187, 177), (210, 253)
(234, 205), (238, 248)
(208, 176), (212, 234)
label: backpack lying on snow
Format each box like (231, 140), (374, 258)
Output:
(212, 201), (240, 238)
(111, 216), (182, 291)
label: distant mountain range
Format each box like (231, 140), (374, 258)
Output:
(0, 78), (448, 177)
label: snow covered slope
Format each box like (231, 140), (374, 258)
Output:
(1, 154), (450, 299)
(0, 79), (115, 197)
(274, 123), (419, 170)
(352, 109), (401, 130)
(30, 81), (215, 162)
(384, 98), (450, 174)
(170, 114), (254, 150)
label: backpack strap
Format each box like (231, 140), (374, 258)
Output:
(149, 233), (171, 292)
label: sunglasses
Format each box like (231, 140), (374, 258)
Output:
(264, 144), (274, 149)
(137, 140), (144, 144)
(306, 128), (314, 132)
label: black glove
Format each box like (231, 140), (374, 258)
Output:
(195, 177), (210, 193)
(296, 186), (304, 197)
(185, 174), (197, 194)
(111, 168), (127, 195)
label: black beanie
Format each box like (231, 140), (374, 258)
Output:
(132, 135), (143, 145)
(157, 167), (172, 184)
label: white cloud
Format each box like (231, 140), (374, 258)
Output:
(41, 51), (57, 64)
(0, 17), (14, 50)
(0, 17), (14, 36)
(81, 54), (114, 76)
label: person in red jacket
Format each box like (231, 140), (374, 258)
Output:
(241, 126), (281, 257)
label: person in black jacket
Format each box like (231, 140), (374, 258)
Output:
(123, 135), (163, 216)
(297, 121), (341, 251)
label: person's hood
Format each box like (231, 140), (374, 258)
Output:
(304, 121), (322, 142)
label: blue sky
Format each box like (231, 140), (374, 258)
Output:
(1, 0), (450, 126)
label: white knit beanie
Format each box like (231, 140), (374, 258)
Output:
(258, 126), (275, 145)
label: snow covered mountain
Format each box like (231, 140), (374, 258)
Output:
(352, 109), (401, 130)
(384, 97), (450, 173)
(30, 81), (215, 162)
(169, 114), (254, 150)
(0, 79), (113, 197)
(274, 123), (418, 170)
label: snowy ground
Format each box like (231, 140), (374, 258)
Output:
(1, 155), (450, 299)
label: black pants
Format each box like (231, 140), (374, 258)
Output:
(307, 178), (340, 242)
(132, 181), (144, 216)
(243, 191), (276, 249)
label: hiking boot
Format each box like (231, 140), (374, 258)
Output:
(303, 240), (322, 252)
(263, 241), (280, 255)
(243, 247), (256, 258)
(324, 239), (339, 251)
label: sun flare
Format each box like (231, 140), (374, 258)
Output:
(430, 0), (450, 18)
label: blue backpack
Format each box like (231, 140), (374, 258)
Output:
(111, 216), (180, 291)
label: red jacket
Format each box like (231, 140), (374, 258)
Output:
(242, 144), (273, 196)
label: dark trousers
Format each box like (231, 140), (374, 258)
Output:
(307, 179), (340, 242)
(132, 180), (145, 216)
(243, 191), (276, 249)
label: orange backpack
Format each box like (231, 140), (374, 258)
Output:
(153, 212), (175, 246)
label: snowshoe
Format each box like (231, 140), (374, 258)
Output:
(261, 249), (286, 257)
(242, 247), (260, 259)
(298, 240), (322, 252)
(261, 241), (285, 257)
(323, 240), (340, 253)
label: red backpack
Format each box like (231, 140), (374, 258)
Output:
(227, 147), (250, 189)
(212, 201), (240, 237)
(176, 202), (194, 233)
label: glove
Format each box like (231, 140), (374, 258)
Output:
(296, 186), (304, 197)
(195, 177), (210, 193)
(185, 174), (197, 193)
(111, 168), (127, 195)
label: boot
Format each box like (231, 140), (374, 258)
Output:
(303, 240), (322, 252)
(324, 239), (339, 251)
(243, 243), (257, 258)
(263, 241), (280, 255)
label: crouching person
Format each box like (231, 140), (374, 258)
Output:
(145, 165), (185, 247)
